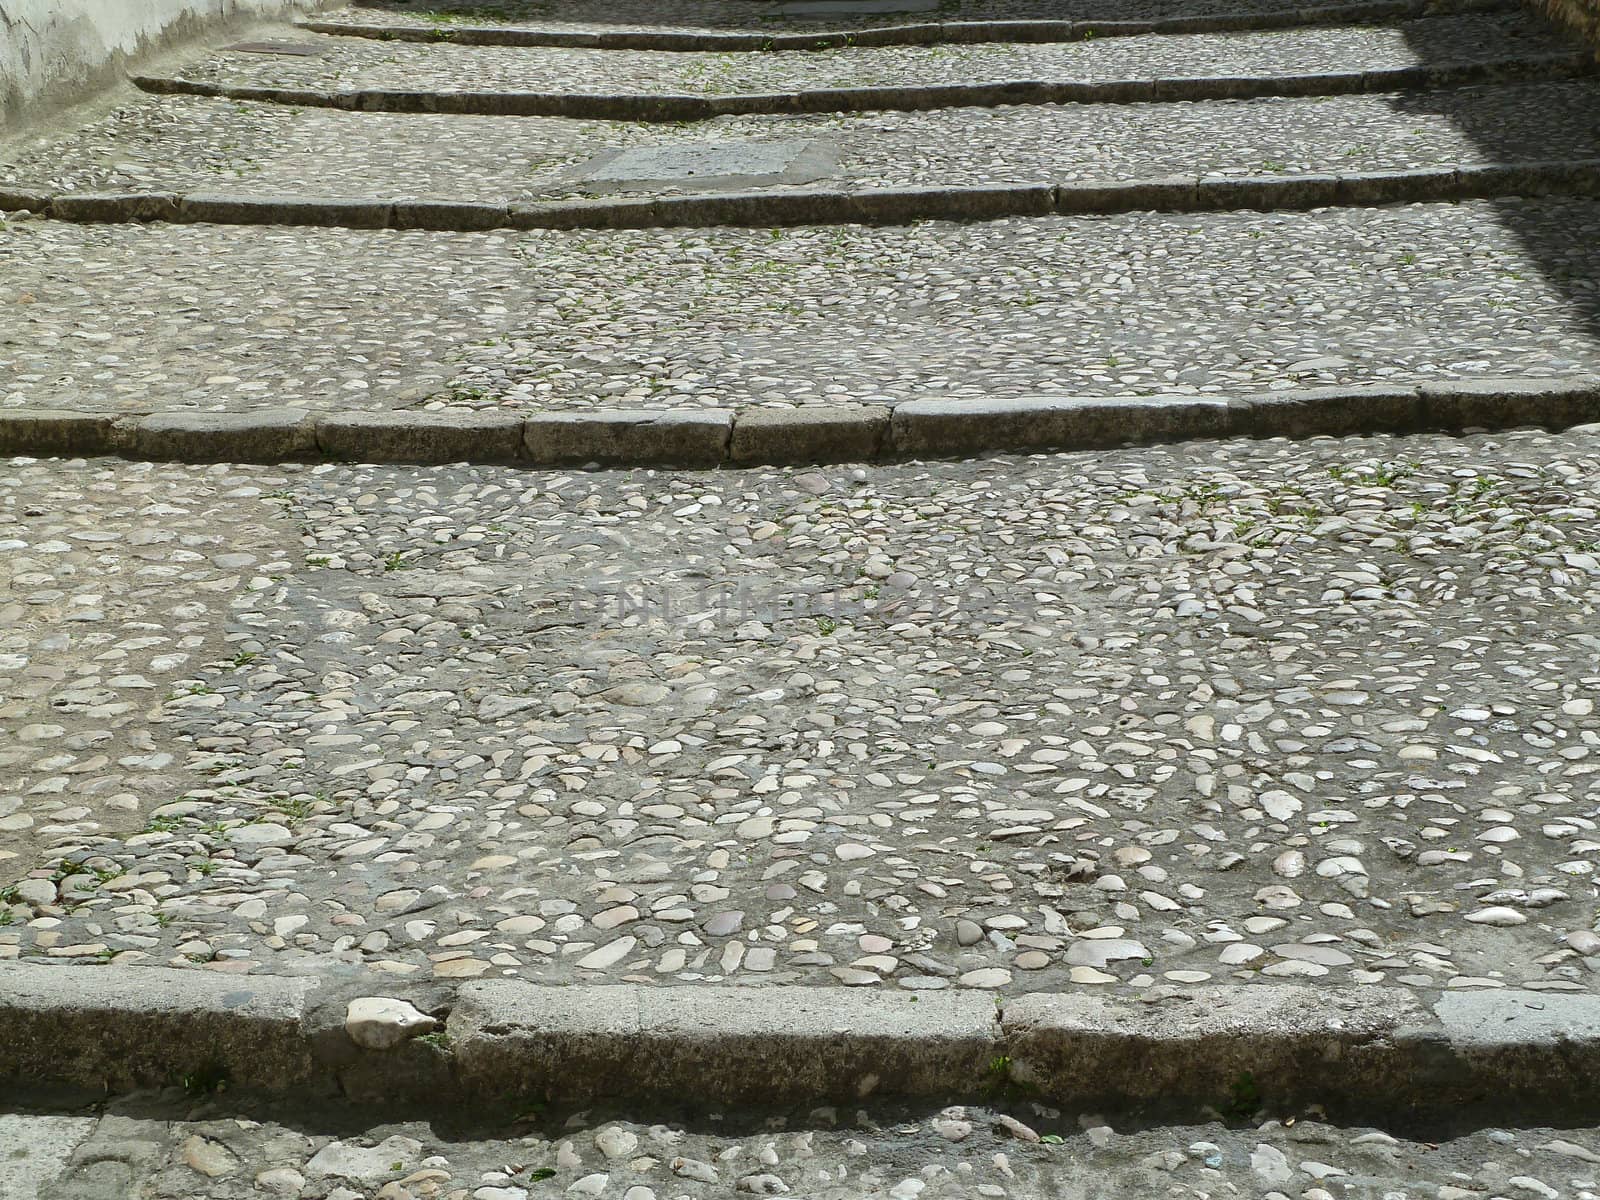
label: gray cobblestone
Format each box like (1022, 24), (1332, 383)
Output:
(3, 431), (1597, 994)
(13, 83), (1600, 205)
(160, 12), (1572, 98)
(6, 1095), (1600, 1200)
(4, 201), (1600, 415)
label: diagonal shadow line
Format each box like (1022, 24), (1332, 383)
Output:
(1398, 5), (1600, 357)
(351, 0), (1600, 370)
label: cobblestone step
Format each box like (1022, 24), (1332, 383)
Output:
(131, 11), (1580, 120)
(3, 433), (1599, 995)
(3, 201), (1596, 416)
(304, 0), (1517, 50)
(3, 0), (1600, 1154)
(9, 160), (1600, 232)
(9, 82), (1600, 224)
(5, 377), (1600, 466)
(132, 51), (1595, 120)
(5, 964), (1600, 1118)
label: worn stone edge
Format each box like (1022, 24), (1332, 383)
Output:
(126, 50), (1589, 118)
(3, 378), (1599, 467)
(295, 0), (1518, 51)
(6, 158), (1600, 234)
(2, 964), (1599, 1117)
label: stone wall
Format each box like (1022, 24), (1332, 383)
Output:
(1, 0), (333, 127)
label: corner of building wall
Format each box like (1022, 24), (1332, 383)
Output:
(1, 0), (345, 133)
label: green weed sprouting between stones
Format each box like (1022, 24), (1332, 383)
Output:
(1226, 1071), (1261, 1121)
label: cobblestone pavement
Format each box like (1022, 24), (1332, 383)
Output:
(10, 82), (1600, 203)
(159, 12), (1568, 96)
(4, 0), (1599, 420)
(6, 1093), (1600, 1200)
(4, 0), (1600, 1175)
(4, 429), (1598, 992)
(0, 463), (287, 885)
(3, 200), (1599, 414)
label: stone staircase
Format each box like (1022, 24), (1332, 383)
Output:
(1, 0), (1599, 462)
(7, 7), (1600, 1179)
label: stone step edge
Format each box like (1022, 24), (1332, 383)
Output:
(6, 158), (1600, 234)
(2, 962), (1598, 1118)
(2, 378), (1598, 468)
(127, 51), (1589, 119)
(297, 0), (1517, 52)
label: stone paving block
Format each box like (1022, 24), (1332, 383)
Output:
(451, 981), (997, 1103)
(1154, 73), (1284, 100)
(1233, 383), (1425, 437)
(448, 983), (643, 1102)
(730, 405), (890, 463)
(178, 192), (392, 228)
(511, 195), (663, 229)
(0, 1114), (96, 1200)
(1458, 158), (1600, 199)
(893, 396), (1230, 456)
(1420, 376), (1600, 430)
(780, 0), (939, 12)
(0, 184), (53, 213)
(1246, 69), (1369, 97)
(315, 411), (526, 463)
(47, 193), (181, 223)
(0, 409), (117, 455)
(0, 963), (319, 1095)
(523, 409), (732, 466)
(1003, 985), (1432, 1116)
(1422, 49), (1588, 88)
(851, 183), (1056, 221)
(391, 199), (511, 231)
(632, 190), (821, 228)
(632, 986), (999, 1103)
(1196, 173), (1341, 211)
(1335, 166), (1461, 205)
(1054, 175), (1198, 213)
(127, 409), (318, 462)
(573, 140), (838, 192)
(1420, 991), (1600, 1113)
(1434, 989), (1600, 1047)
(664, 188), (854, 226)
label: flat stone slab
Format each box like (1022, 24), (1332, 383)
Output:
(223, 41), (325, 56)
(0, 1114), (95, 1200)
(571, 140), (838, 192)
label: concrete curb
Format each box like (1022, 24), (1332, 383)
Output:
(3, 964), (1599, 1119)
(297, 0), (1516, 50)
(7, 158), (1600, 234)
(128, 50), (1589, 119)
(3, 377), (1599, 468)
